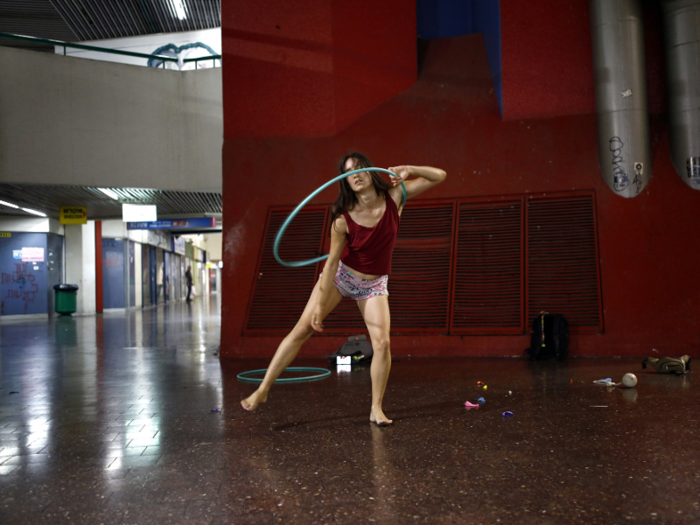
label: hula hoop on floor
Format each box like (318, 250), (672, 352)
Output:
(273, 168), (407, 268)
(237, 367), (331, 384)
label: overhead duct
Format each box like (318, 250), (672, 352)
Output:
(590, 0), (651, 198)
(662, 0), (700, 189)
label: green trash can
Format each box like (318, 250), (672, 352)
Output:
(54, 284), (79, 316)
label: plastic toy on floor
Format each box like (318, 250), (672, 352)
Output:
(642, 355), (691, 375)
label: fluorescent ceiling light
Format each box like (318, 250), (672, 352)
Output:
(122, 204), (157, 222)
(97, 188), (120, 200)
(21, 207), (47, 217)
(0, 199), (19, 209)
(170, 0), (189, 20)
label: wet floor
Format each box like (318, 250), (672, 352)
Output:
(0, 297), (698, 524)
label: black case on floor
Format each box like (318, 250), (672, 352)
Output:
(327, 335), (374, 365)
(526, 312), (569, 360)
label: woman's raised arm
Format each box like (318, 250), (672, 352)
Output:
(388, 165), (447, 203)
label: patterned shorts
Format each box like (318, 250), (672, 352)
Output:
(323, 260), (389, 301)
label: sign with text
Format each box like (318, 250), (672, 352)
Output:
(60, 207), (87, 224)
(22, 247), (44, 262)
(0, 232), (11, 237)
(127, 218), (217, 230)
(172, 236), (186, 255)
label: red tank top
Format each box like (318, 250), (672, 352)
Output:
(341, 192), (400, 276)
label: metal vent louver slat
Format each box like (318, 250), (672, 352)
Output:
(451, 201), (524, 333)
(527, 195), (603, 331)
(244, 207), (327, 334)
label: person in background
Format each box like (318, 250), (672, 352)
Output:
(185, 265), (193, 302)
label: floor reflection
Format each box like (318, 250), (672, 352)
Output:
(0, 296), (222, 487)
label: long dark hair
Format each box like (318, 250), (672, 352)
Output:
(331, 152), (391, 228)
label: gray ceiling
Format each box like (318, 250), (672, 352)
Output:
(0, 184), (222, 221)
(0, 0), (221, 50)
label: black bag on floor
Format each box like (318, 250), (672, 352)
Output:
(327, 335), (373, 365)
(525, 312), (569, 360)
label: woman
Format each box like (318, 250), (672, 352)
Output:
(241, 153), (446, 425)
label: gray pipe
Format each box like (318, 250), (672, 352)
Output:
(590, 0), (651, 198)
(662, 0), (700, 189)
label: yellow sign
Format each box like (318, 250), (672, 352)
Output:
(0, 232), (11, 237)
(60, 207), (88, 224)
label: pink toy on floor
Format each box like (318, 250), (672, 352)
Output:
(464, 401), (479, 409)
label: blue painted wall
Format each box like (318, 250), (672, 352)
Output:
(128, 241), (135, 307)
(416, 0), (502, 114)
(102, 238), (125, 309)
(417, 0), (474, 38)
(0, 233), (48, 315)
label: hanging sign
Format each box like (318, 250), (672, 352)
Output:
(60, 207), (88, 224)
(127, 218), (217, 230)
(0, 232), (11, 237)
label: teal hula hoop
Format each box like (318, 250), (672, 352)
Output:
(274, 167), (407, 268)
(237, 367), (331, 384)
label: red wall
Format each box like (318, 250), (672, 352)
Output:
(221, 0), (417, 137)
(499, 0), (666, 119)
(221, 33), (700, 359)
(221, 0), (700, 359)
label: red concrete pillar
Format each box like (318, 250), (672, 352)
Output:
(222, 0), (417, 137)
(95, 220), (103, 314)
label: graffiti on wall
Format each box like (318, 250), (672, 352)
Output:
(1, 262), (39, 314)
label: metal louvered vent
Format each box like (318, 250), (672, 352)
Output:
(527, 195), (603, 331)
(391, 202), (454, 332)
(0, 184), (221, 219)
(243, 192), (603, 338)
(451, 201), (524, 333)
(244, 207), (327, 334)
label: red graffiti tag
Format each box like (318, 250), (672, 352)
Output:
(1, 262), (39, 313)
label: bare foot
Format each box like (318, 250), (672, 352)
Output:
(369, 406), (393, 426)
(241, 390), (268, 411)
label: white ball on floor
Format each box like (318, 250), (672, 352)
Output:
(622, 373), (637, 388)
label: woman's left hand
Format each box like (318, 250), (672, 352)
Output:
(388, 165), (410, 186)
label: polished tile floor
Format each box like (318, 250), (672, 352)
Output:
(0, 297), (698, 524)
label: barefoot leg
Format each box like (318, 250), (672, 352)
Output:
(358, 295), (393, 425)
(241, 278), (343, 411)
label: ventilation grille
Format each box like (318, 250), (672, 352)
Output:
(244, 192), (603, 338)
(244, 207), (326, 333)
(451, 201), (523, 333)
(391, 203), (454, 332)
(527, 196), (603, 330)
